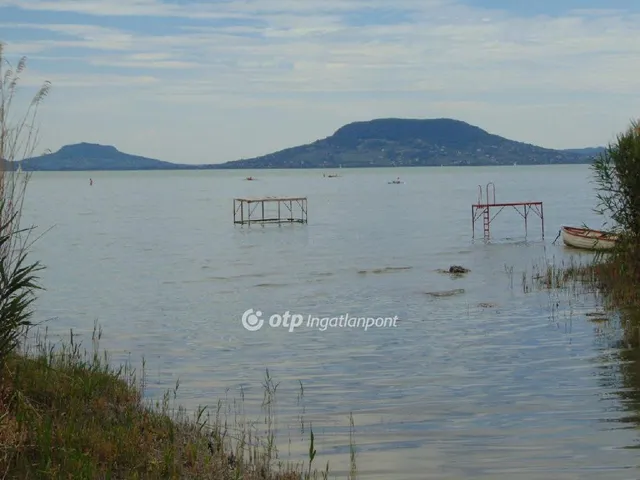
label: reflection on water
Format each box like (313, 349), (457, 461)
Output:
(19, 166), (640, 478)
(614, 346), (640, 435)
(593, 308), (640, 449)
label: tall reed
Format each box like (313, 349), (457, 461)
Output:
(0, 42), (50, 365)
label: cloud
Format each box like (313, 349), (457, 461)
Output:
(1, 0), (640, 161)
(0, 0), (237, 19)
(14, 70), (159, 88)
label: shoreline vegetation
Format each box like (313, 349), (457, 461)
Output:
(1, 325), (352, 479)
(0, 46), (638, 478)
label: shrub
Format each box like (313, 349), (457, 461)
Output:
(591, 119), (640, 282)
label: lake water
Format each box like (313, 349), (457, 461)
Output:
(21, 165), (640, 479)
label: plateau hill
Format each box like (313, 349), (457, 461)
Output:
(215, 118), (597, 168)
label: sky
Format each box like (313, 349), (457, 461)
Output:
(1, 0), (640, 164)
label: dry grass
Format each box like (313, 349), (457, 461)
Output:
(0, 325), (348, 479)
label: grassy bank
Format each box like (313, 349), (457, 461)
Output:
(0, 327), (347, 479)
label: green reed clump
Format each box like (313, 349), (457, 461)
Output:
(0, 325), (354, 479)
(0, 43), (50, 366)
(587, 119), (640, 303)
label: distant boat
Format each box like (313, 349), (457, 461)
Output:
(327, 173), (340, 178)
(561, 226), (616, 250)
(245, 176), (256, 181)
(388, 177), (404, 184)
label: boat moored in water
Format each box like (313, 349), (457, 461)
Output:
(561, 226), (617, 250)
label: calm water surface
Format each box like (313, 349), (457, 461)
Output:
(21, 165), (640, 479)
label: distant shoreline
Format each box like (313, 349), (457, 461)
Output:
(10, 162), (595, 173)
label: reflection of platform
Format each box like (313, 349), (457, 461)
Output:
(472, 183), (544, 240)
(233, 196), (308, 225)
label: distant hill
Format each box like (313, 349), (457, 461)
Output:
(214, 118), (599, 168)
(15, 119), (601, 171)
(16, 143), (201, 171)
(561, 147), (606, 156)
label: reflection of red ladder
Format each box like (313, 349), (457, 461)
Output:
(483, 208), (490, 238)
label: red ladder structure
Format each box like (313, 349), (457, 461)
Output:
(472, 182), (544, 240)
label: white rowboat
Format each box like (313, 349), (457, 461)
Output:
(561, 226), (617, 251)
